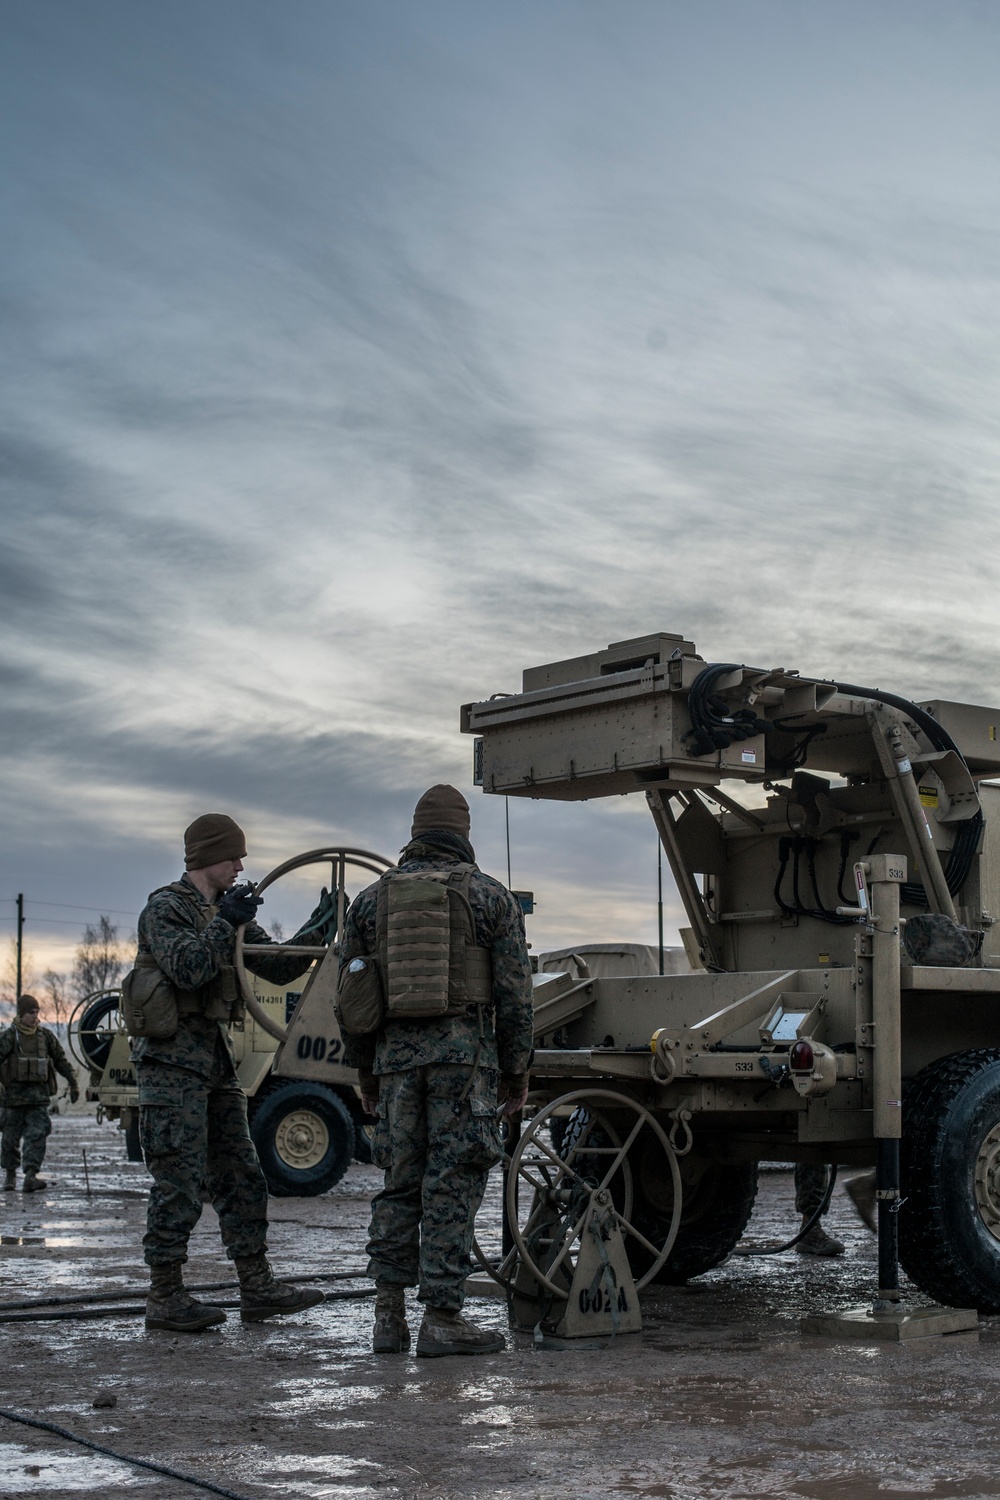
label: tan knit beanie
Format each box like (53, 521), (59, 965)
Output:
(184, 813), (247, 870)
(411, 785), (471, 840)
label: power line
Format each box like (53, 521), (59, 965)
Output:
(3, 899), (139, 917)
(0, 916), (134, 928)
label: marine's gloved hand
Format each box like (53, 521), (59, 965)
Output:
(294, 887), (339, 946)
(217, 882), (263, 929)
(359, 1071), (380, 1118)
(498, 1073), (529, 1117)
(69, 1084), (80, 1104)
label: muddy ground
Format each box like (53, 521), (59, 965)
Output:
(1, 1113), (999, 1500)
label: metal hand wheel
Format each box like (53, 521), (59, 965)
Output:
(474, 1087), (682, 1296)
(233, 846), (394, 1040)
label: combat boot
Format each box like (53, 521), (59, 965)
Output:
(145, 1263), (226, 1333)
(3, 1170), (15, 1191)
(415, 1306), (506, 1358)
(234, 1253), (325, 1323)
(796, 1216), (845, 1256)
(22, 1170), (47, 1193)
(373, 1285), (410, 1354)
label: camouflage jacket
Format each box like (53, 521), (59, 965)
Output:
(339, 850), (534, 1085)
(0, 1023), (76, 1107)
(131, 873), (319, 1080)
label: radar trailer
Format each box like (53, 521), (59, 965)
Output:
(464, 632), (1000, 1337)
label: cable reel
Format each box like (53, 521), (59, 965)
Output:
(475, 1088), (683, 1339)
(68, 989), (124, 1076)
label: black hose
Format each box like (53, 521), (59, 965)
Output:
(775, 836), (856, 926)
(0, 1269), (370, 1315)
(684, 663), (772, 756)
(0, 1407), (256, 1500)
(0, 1288), (375, 1324)
(830, 680), (983, 906)
(733, 1166), (838, 1255)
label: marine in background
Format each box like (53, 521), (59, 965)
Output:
(340, 784), (534, 1358)
(0, 993), (79, 1193)
(130, 812), (327, 1334)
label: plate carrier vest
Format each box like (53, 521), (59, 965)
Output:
(375, 863), (493, 1020)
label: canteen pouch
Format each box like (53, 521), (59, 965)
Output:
(179, 966), (240, 1024)
(121, 955), (179, 1040)
(335, 956), (385, 1036)
(9, 1054), (50, 1088)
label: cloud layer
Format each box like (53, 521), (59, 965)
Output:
(3, 1), (1000, 966)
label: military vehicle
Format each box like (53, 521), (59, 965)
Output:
(463, 631), (1000, 1327)
(71, 847), (392, 1196)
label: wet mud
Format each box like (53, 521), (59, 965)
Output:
(1, 1115), (999, 1499)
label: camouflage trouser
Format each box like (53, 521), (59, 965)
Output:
(1, 1105), (51, 1172)
(137, 1053), (269, 1267)
(795, 1163), (832, 1217)
(367, 1064), (502, 1310)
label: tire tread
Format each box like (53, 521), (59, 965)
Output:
(900, 1047), (1000, 1312)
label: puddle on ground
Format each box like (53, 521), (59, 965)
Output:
(0, 1441), (156, 1491)
(253, 1451), (381, 1497)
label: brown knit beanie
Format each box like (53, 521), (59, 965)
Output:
(184, 813), (247, 870)
(17, 993), (39, 1016)
(411, 785), (471, 840)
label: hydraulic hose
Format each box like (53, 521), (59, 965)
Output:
(0, 1288), (375, 1324)
(0, 1407), (255, 1500)
(830, 680), (983, 906)
(0, 1268), (370, 1315)
(733, 1166), (838, 1256)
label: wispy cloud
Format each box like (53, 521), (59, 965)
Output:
(4, 0), (1000, 966)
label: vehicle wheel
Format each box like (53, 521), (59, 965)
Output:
(557, 1107), (753, 1283)
(629, 1137), (758, 1283)
(249, 1081), (355, 1198)
(900, 1048), (1000, 1312)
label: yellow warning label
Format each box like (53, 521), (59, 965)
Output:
(818, 953), (830, 966)
(919, 786), (939, 808)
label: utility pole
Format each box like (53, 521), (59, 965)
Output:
(16, 893), (24, 1001)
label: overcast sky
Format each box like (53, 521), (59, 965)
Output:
(4, 1), (1000, 981)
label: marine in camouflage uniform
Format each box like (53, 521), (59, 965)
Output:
(341, 784), (533, 1357)
(133, 812), (325, 1332)
(793, 1164), (844, 1256)
(0, 993), (79, 1192)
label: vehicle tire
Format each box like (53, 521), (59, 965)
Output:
(249, 1081), (355, 1198)
(557, 1107), (757, 1282)
(629, 1137), (759, 1284)
(899, 1048), (1000, 1312)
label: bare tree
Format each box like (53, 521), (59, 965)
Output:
(41, 969), (70, 1025)
(0, 937), (37, 1022)
(72, 916), (130, 1001)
